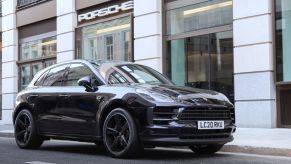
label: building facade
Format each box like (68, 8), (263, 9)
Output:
(0, 0), (290, 128)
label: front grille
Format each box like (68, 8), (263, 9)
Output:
(179, 107), (231, 122)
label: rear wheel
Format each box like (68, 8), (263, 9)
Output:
(14, 110), (43, 149)
(103, 108), (141, 158)
(189, 144), (223, 154)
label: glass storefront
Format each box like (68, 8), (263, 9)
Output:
(276, 0), (291, 82)
(76, 16), (132, 61)
(19, 36), (57, 89)
(166, 0), (233, 35)
(275, 0), (291, 127)
(0, 34), (2, 119)
(166, 0), (234, 102)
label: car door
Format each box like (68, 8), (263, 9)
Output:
(57, 63), (102, 136)
(35, 64), (70, 134)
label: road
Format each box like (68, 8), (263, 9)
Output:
(0, 137), (291, 164)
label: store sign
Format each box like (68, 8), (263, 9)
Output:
(78, 1), (134, 22)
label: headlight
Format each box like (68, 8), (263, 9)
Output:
(136, 89), (175, 103)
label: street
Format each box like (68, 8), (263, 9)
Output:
(0, 137), (290, 164)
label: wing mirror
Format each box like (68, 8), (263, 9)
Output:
(77, 76), (97, 92)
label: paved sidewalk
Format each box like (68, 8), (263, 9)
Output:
(222, 128), (291, 157)
(0, 125), (291, 157)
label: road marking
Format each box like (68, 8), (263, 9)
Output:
(25, 161), (56, 164)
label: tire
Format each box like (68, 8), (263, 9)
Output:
(14, 109), (43, 149)
(103, 108), (141, 158)
(189, 144), (223, 154)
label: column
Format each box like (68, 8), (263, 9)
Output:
(133, 0), (163, 72)
(1, 0), (18, 124)
(233, 0), (276, 128)
(56, 0), (76, 63)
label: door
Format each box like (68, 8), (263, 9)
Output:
(59, 63), (101, 136)
(35, 64), (70, 134)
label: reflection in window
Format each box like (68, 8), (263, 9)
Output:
(64, 64), (92, 86)
(77, 16), (132, 61)
(166, 0), (232, 35)
(167, 31), (234, 102)
(21, 65), (31, 89)
(276, 0), (291, 82)
(19, 36), (57, 90)
(20, 36), (56, 61)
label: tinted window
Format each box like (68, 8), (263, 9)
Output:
(43, 65), (68, 86)
(34, 70), (49, 86)
(64, 63), (92, 86)
(108, 71), (129, 84)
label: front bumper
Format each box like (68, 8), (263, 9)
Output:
(140, 123), (235, 146)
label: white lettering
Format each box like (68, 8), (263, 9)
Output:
(78, 1), (134, 22)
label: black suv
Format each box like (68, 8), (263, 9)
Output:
(13, 60), (235, 158)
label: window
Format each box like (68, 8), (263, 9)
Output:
(43, 65), (68, 86)
(167, 31), (234, 102)
(34, 70), (49, 86)
(76, 16), (132, 61)
(116, 65), (166, 85)
(17, 0), (50, 10)
(165, 0), (233, 102)
(108, 71), (129, 84)
(19, 36), (56, 90)
(276, 0), (291, 82)
(166, 0), (233, 35)
(64, 64), (93, 86)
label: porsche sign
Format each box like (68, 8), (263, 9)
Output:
(78, 1), (134, 22)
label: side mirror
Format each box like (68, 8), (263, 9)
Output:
(77, 76), (96, 92)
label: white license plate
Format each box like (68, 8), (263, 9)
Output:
(198, 121), (224, 130)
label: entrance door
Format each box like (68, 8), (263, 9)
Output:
(278, 85), (291, 128)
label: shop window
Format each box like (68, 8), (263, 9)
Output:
(76, 16), (132, 61)
(19, 36), (57, 90)
(167, 31), (233, 102)
(276, 0), (291, 82)
(166, 0), (233, 35)
(165, 0), (233, 102)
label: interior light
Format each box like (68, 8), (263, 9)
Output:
(183, 1), (232, 16)
(96, 24), (130, 35)
(40, 40), (57, 46)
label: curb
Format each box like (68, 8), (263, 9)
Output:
(221, 145), (291, 157)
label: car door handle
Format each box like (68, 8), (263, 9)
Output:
(59, 94), (70, 98)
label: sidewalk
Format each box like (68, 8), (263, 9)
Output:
(0, 125), (291, 157)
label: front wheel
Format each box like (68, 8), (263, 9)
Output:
(14, 109), (43, 149)
(189, 144), (223, 154)
(103, 108), (141, 158)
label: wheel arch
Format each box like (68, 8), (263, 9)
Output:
(96, 99), (144, 137)
(13, 102), (33, 125)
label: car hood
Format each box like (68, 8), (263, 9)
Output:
(133, 84), (232, 106)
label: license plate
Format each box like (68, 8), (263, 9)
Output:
(198, 121), (224, 130)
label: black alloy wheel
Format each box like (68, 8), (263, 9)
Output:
(103, 108), (141, 158)
(14, 110), (43, 149)
(189, 144), (223, 154)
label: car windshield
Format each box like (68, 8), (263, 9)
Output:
(96, 63), (173, 85)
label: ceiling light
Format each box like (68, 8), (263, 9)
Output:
(96, 24), (130, 35)
(183, 1), (232, 16)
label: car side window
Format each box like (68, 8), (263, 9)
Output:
(34, 70), (49, 86)
(42, 65), (69, 86)
(64, 63), (95, 86)
(108, 71), (129, 84)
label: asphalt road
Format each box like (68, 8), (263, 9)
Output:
(0, 137), (291, 164)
